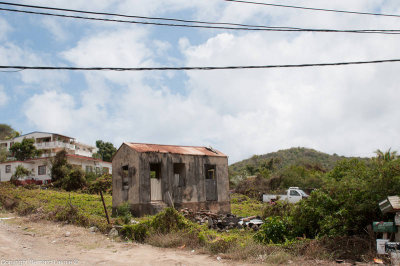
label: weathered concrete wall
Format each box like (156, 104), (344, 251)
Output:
(112, 144), (230, 216)
(112, 144), (139, 213)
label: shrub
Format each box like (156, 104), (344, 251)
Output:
(206, 235), (238, 254)
(114, 202), (132, 224)
(10, 165), (30, 185)
(235, 175), (269, 199)
(261, 200), (293, 219)
(254, 216), (292, 244)
(121, 222), (150, 242)
(60, 168), (87, 191)
(151, 208), (190, 234)
(88, 174), (112, 194)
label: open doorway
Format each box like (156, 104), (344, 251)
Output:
(150, 163), (162, 201)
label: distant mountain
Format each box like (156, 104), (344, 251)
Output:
(229, 147), (367, 174)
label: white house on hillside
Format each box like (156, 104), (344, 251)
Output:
(0, 132), (112, 183)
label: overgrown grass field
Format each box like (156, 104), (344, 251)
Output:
(0, 182), (377, 263)
(0, 182), (112, 231)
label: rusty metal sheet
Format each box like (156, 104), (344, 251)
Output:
(125, 143), (227, 157)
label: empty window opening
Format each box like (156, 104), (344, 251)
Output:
(173, 163), (185, 187)
(205, 164), (216, 180)
(290, 190), (300, 196)
(122, 165), (129, 190)
(150, 163), (161, 179)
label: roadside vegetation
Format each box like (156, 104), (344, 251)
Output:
(0, 182), (113, 232)
(0, 147), (398, 263)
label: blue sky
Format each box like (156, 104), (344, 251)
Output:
(1, 0), (400, 162)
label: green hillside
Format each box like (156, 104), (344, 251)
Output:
(230, 147), (349, 173)
(229, 147), (370, 192)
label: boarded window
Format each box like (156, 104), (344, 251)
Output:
(173, 163), (185, 187)
(38, 165), (46, 175)
(205, 164), (217, 201)
(5, 165), (11, 173)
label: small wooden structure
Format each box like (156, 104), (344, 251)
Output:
(376, 196), (400, 254)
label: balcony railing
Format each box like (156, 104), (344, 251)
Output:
(35, 141), (75, 150)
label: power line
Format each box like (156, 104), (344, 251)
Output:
(224, 0), (400, 19)
(2, 59), (400, 71)
(2, 7), (400, 35)
(0, 1), (298, 30)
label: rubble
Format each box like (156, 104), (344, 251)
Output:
(179, 208), (263, 231)
(109, 228), (119, 237)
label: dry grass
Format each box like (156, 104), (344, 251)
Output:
(221, 239), (278, 261)
(145, 231), (202, 249)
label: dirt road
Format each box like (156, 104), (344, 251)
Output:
(0, 215), (239, 266)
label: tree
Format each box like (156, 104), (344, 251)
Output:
(51, 150), (87, 191)
(88, 173), (112, 194)
(60, 167), (87, 191)
(93, 140), (117, 162)
(10, 165), (30, 184)
(0, 124), (17, 140)
(374, 148), (398, 163)
(9, 138), (42, 161)
(0, 148), (7, 163)
(50, 150), (69, 183)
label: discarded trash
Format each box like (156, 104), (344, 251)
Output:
(65, 231), (71, 237)
(373, 258), (384, 264)
(130, 219), (139, 224)
(180, 208), (263, 231)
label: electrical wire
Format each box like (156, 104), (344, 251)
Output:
(2, 7), (400, 35)
(224, 0), (400, 19)
(2, 59), (400, 72)
(0, 1), (302, 30)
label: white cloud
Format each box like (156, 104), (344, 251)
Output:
(24, 91), (75, 133)
(0, 18), (12, 41)
(0, 42), (68, 87)
(16, 0), (400, 162)
(61, 27), (156, 85)
(0, 86), (8, 107)
(41, 17), (69, 42)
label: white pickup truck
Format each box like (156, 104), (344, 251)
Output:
(262, 187), (308, 203)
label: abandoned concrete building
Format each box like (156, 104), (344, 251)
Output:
(112, 143), (230, 216)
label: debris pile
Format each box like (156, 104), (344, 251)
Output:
(179, 208), (263, 231)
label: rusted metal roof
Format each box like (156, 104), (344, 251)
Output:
(125, 143), (227, 157)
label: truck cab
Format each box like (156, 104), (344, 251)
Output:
(263, 187), (308, 204)
(287, 187), (308, 203)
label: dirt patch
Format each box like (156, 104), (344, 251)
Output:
(0, 213), (237, 266)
